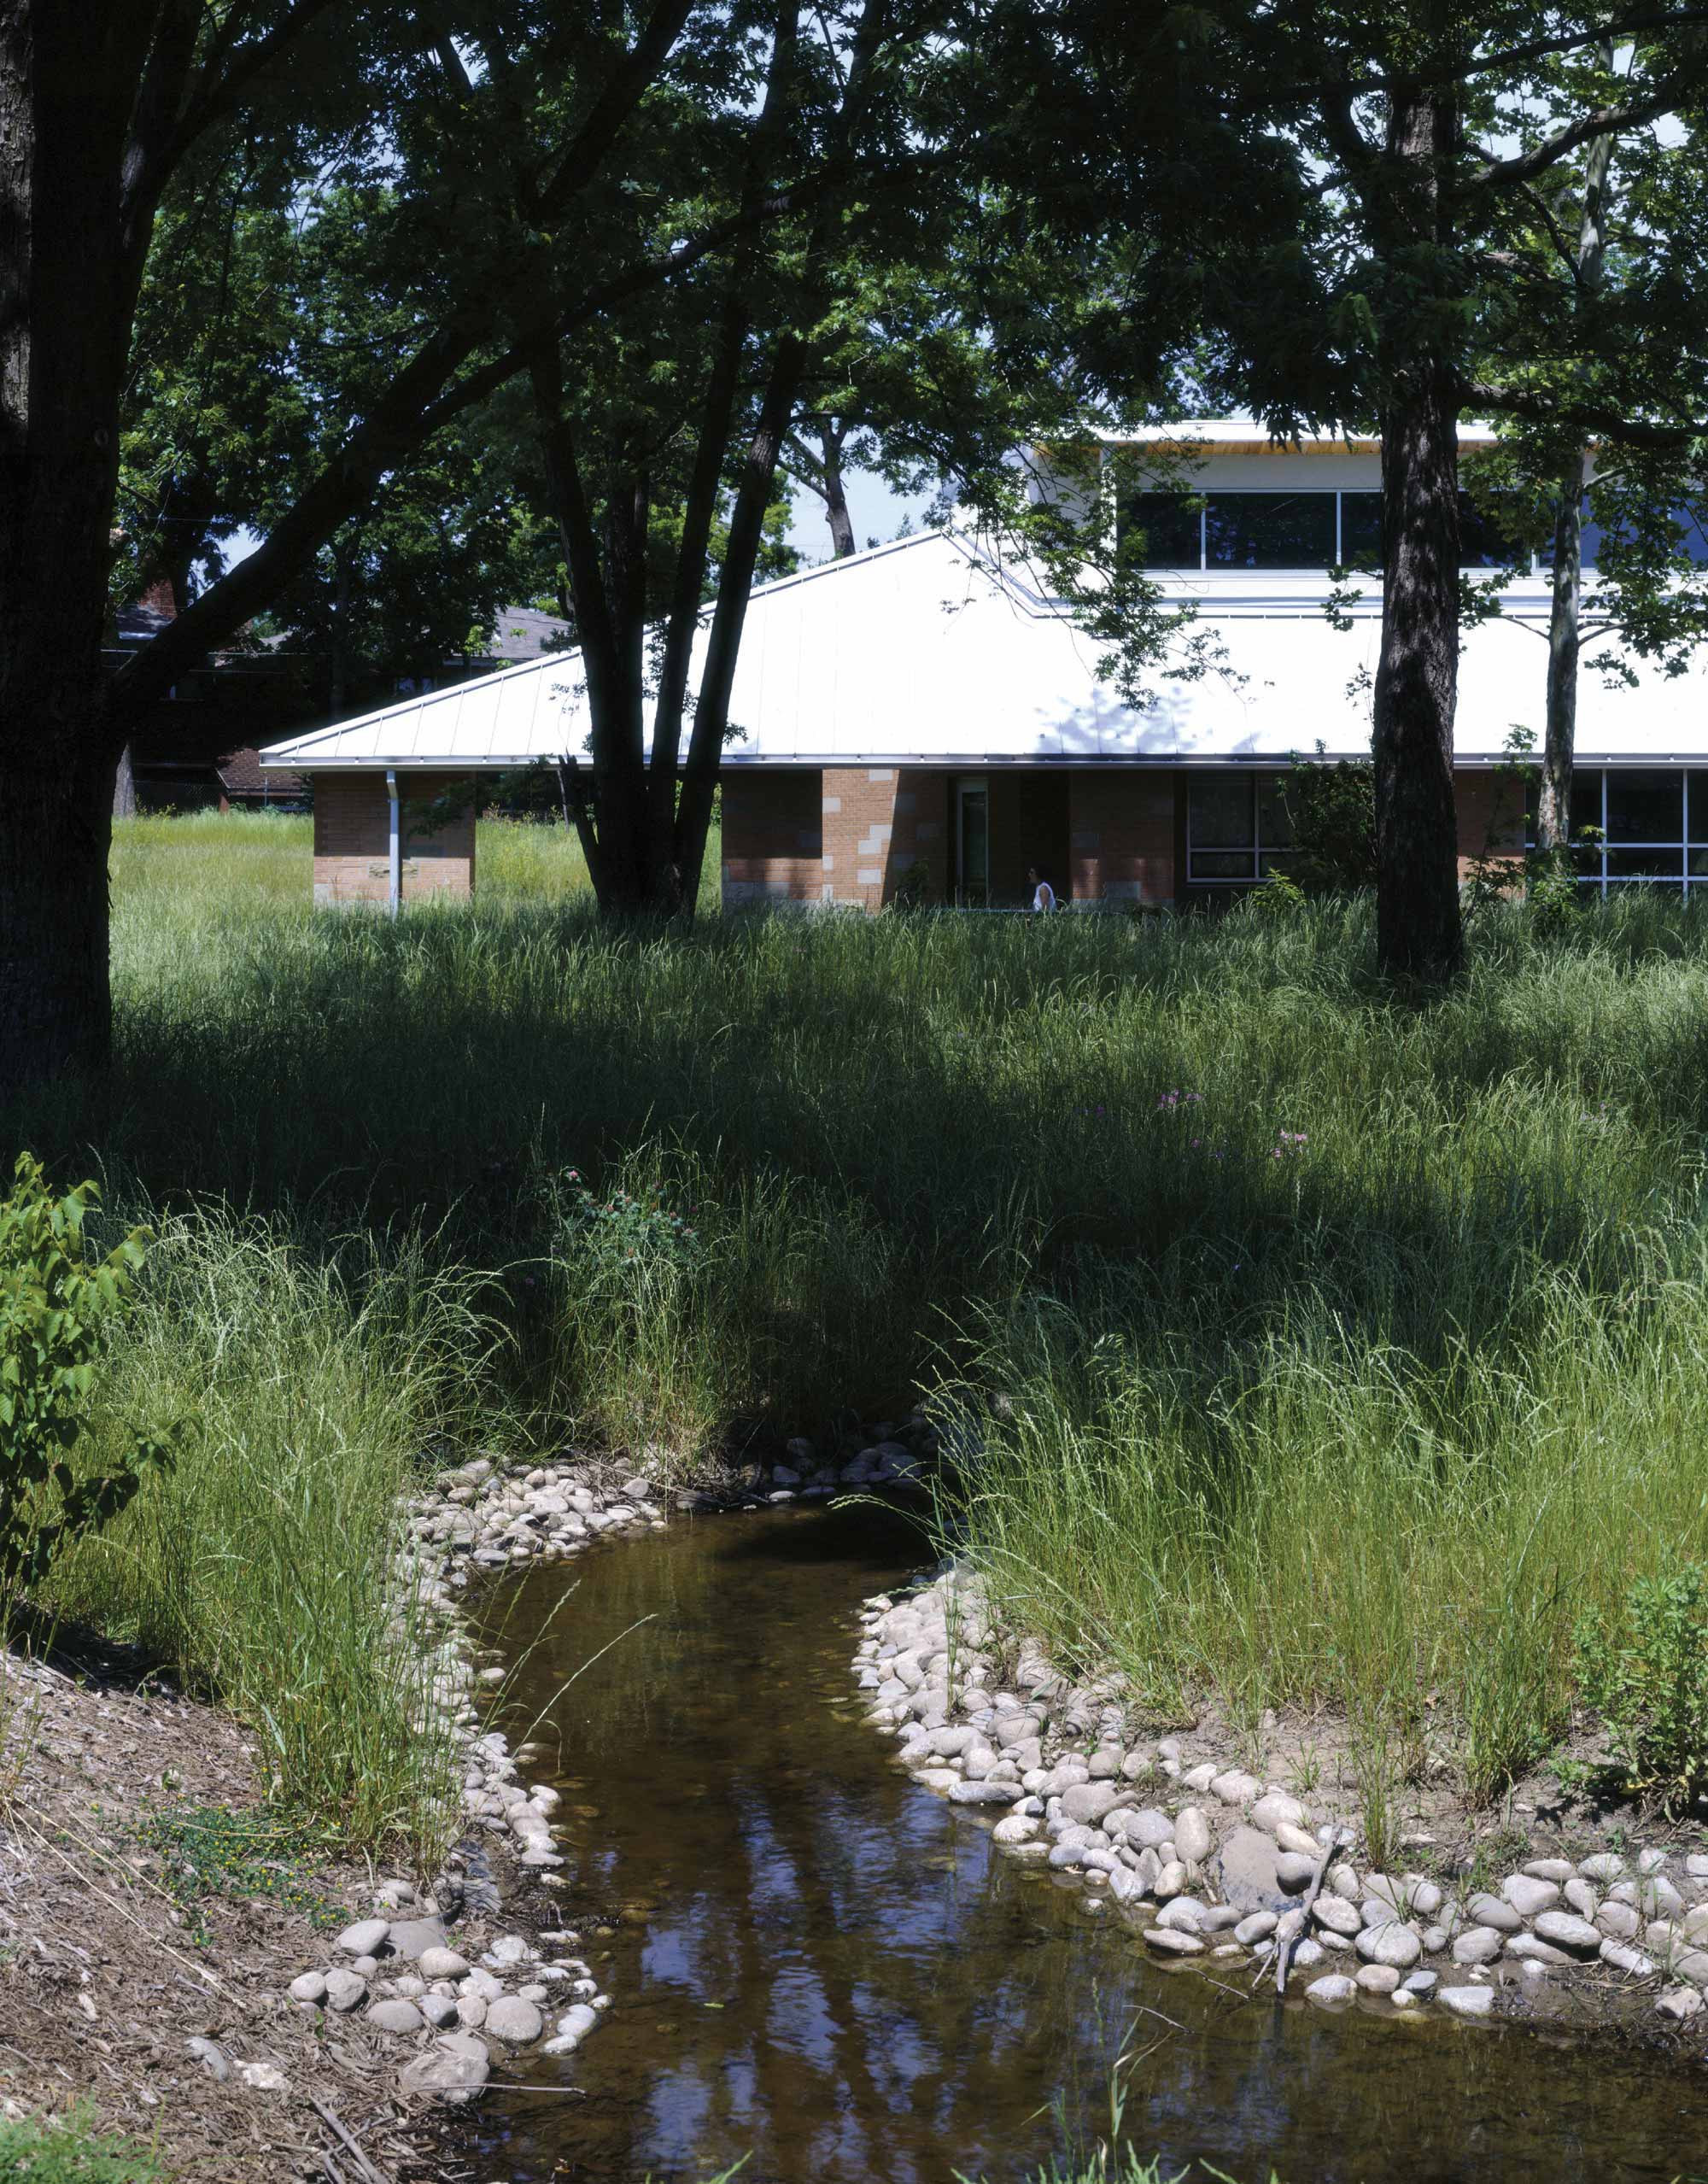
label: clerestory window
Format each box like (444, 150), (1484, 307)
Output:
(1118, 488), (1537, 573)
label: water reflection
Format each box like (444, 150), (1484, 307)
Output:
(479, 1504), (1708, 2183)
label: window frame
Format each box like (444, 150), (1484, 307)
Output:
(1185, 770), (1296, 886)
(1115, 483), (1550, 576)
(1530, 767), (1706, 897)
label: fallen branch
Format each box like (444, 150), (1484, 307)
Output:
(310, 2095), (393, 2184)
(1276, 1828), (1351, 1997)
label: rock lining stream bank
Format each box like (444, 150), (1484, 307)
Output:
(300, 1412), (1707, 2129)
(855, 1563), (1708, 2034)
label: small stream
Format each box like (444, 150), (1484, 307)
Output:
(476, 1500), (1708, 2183)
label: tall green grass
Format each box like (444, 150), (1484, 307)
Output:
(19, 818), (1708, 1837)
(43, 1207), (503, 1857)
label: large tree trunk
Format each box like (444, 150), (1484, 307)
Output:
(1370, 69), (1465, 984)
(0, 737), (117, 1083)
(0, 9), (146, 1093)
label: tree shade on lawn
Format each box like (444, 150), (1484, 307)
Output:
(20, 820), (1708, 1824)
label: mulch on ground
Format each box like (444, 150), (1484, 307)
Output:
(0, 1627), (476, 2184)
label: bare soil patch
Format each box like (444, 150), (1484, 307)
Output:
(0, 1628), (474, 2183)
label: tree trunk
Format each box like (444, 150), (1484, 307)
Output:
(111, 743), (137, 818)
(1370, 66), (1464, 984)
(1537, 458), (1586, 854)
(0, 9), (146, 1093)
(0, 730), (118, 1085)
(1374, 365), (1464, 981)
(1534, 82), (1613, 859)
(821, 418), (856, 557)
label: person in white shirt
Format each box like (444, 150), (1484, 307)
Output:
(1027, 865), (1056, 913)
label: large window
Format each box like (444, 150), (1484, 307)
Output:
(1204, 492), (1337, 569)
(1187, 772), (1296, 884)
(1118, 487), (1537, 573)
(1530, 768), (1708, 894)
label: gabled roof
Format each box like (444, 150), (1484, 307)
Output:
(260, 524), (1708, 773)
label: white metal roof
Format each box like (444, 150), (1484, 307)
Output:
(1093, 416), (1499, 451)
(260, 525), (1708, 774)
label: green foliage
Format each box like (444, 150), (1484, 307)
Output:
(1572, 1566), (1708, 1813)
(0, 1156), (175, 1610)
(549, 1170), (705, 1286)
(1248, 870), (1306, 919)
(1524, 847), (1589, 940)
(137, 1803), (340, 1946)
(1460, 1559), (1569, 1804)
(888, 858), (933, 910)
(0, 2108), (162, 2183)
(1278, 754), (1377, 894)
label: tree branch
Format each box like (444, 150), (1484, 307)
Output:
(1466, 81), (1706, 191)
(531, 0), (697, 222)
(1465, 376), (1708, 448)
(164, 0), (345, 185)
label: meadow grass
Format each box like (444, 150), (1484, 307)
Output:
(44, 1208), (504, 1857)
(17, 816), (1708, 1847)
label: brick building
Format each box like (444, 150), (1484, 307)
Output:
(261, 423), (1708, 909)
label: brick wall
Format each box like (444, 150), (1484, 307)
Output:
(1068, 772), (1179, 904)
(720, 769), (823, 904)
(1454, 770), (1526, 881)
(312, 771), (477, 906)
(819, 767), (949, 908)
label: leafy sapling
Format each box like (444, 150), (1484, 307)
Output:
(0, 1154), (178, 1613)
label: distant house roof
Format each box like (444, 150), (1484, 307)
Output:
(260, 524), (1708, 776)
(217, 745), (305, 801)
(485, 606), (573, 662)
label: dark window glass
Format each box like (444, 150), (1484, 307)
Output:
(1606, 848), (1685, 878)
(1688, 847), (1708, 877)
(1676, 506), (1708, 565)
(1190, 850), (1258, 881)
(1189, 776), (1255, 849)
(1121, 492), (1202, 567)
(1605, 769), (1682, 842)
(1690, 775), (1708, 842)
(1458, 493), (1530, 569)
(1257, 776), (1296, 848)
(1204, 493), (1337, 569)
(1571, 772), (1603, 840)
(1339, 492), (1383, 569)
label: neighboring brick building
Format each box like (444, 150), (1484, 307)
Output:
(261, 422), (1708, 910)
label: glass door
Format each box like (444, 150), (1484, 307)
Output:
(956, 778), (989, 906)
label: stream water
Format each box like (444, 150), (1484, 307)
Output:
(477, 1499), (1708, 2183)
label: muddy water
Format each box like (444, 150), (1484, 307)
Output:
(477, 1502), (1708, 2183)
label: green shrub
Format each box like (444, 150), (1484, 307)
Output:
(1572, 1564), (1708, 1812)
(0, 1155), (176, 1616)
(1278, 752), (1376, 893)
(0, 2108), (162, 2182)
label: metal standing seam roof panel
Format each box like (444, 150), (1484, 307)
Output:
(260, 524), (1708, 773)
